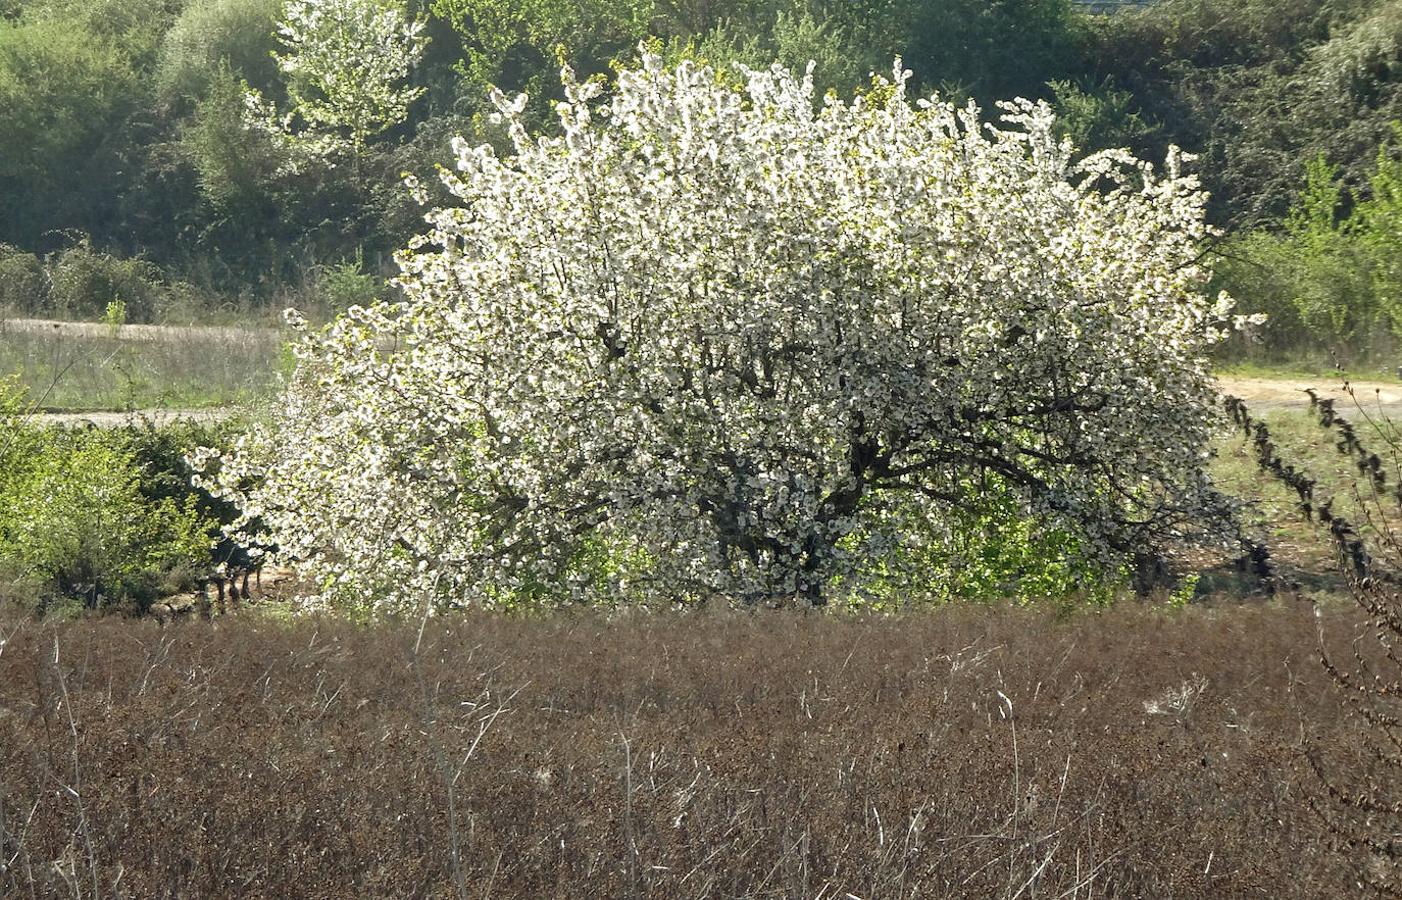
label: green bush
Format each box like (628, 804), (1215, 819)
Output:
(155, 0), (282, 111)
(0, 244), (48, 314)
(0, 381), (218, 615)
(671, 6), (876, 99)
(47, 241), (164, 322)
(1218, 140), (1402, 362)
(0, 8), (145, 242)
(1353, 126), (1402, 332)
(318, 256), (382, 311)
(834, 475), (1121, 610)
(1049, 75), (1156, 154)
(0, 439), (210, 612)
(0, 13), (141, 184)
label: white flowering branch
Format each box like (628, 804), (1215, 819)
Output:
(242, 0), (427, 164)
(203, 52), (1247, 614)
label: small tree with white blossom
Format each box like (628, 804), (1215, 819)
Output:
(199, 52), (1255, 614)
(243, 0), (427, 161)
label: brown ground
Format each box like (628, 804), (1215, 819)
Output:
(1218, 375), (1402, 416)
(22, 375), (1396, 429)
(0, 603), (1373, 898)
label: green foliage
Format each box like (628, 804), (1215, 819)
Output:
(318, 255), (382, 310)
(117, 419), (249, 529)
(155, 0), (283, 111)
(0, 245), (49, 314)
(840, 477), (1121, 610)
(1310, 0), (1402, 106)
(434, 0), (1088, 126)
(0, 376), (38, 481)
(1049, 75), (1155, 153)
(0, 440), (210, 612)
(0, 0), (193, 246)
(104, 299), (128, 331)
(670, 5), (875, 98)
(47, 241), (164, 323)
(185, 68), (291, 211)
(1287, 156), (1346, 237)
(898, 0), (1087, 104)
(0, 237), (236, 325)
(0, 13), (143, 238)
(26, 0), (189, 48)
(1352, 124), (1402, 329)
(182, 67), (386, 287)
(1089, 0), (1402, 225)
(1166, 572), (1200, 609)
(1219, 134), (1402, 359)
(0, 385), (257, 615)
(0, 404), (218, 614)
(433, 0), (653, 127)
(3, 0), (1402, 338)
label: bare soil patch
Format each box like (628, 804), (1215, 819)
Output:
(1218, 375), (1402, 415)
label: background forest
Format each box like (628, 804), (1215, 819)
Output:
(5, 0), (1402, 363)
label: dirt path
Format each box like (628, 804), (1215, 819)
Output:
(1218, 375), (1402, 418)
(28, 408), (240, 428)
(1, 316), (277, 344)
(17, 374), (1401, 428)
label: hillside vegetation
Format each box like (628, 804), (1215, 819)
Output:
(2, 0), (1402, 363)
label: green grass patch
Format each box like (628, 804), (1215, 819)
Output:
(1208, 405), (1400, 591)
(1214, 356), (1401, 383)
(0, 321), (284, 409)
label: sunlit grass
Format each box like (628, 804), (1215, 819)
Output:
(1216, 358), (1401, 383)
(0, 319), (286, 410)
(1208, 404), (1402, 595)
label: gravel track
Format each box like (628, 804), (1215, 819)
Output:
(27, 408), (240, 428)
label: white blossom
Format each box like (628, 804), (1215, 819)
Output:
(243, 0), (427, 161)
(205, 53), (1243, 615)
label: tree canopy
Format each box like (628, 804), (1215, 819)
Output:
(200, 55), (1246, 613)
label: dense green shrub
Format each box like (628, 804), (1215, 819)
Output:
(667, 6), (877, 99)
(155, 0), (283, 111)
(0, 244), (48, 314)
(316, 256), (383, 310)
(433, 0), (653, 128)
(1219, 135), (1402, 361)
(6, 0), (1402, 330)
(0, 381), (221, 615)
(1087, 0), (1402, 226)
(0, 439), (209, 612)
(47, 242), (165, 323)
(0, 239), (226, 323)
(836, 477), (1120, 609)
(897, 0), (1087, 104)
(184, 69), (290, 212)
(1048, 75), (1156, 154)
(0, 12), (143, 241)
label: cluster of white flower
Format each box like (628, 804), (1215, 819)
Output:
(202, 52), (1247, 614)
(243, 0), (427, 160)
